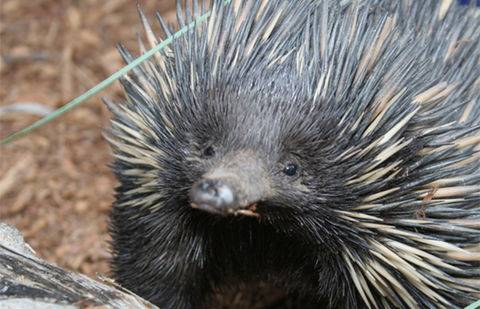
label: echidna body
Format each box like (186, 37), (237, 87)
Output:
(106, 1), (480, 308)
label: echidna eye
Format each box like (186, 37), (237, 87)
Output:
(203, 146), (215, 157)
(283, 163), (298, 176)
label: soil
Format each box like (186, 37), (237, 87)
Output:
(0, 1), (287, 307)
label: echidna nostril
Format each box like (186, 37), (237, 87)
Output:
(196, 179), (222, 198)
(198, 180), (215, 193)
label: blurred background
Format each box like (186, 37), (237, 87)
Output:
(0, 0), (177, 277)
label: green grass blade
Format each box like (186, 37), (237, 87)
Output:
(466, 300), (480, 309)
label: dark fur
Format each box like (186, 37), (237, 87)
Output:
(107, 1), (480, 308)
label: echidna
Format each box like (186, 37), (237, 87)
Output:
(105, 0), (480, 308)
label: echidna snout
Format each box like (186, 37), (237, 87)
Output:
(190, 151), (269, 216)
(190, 179), (237, 214)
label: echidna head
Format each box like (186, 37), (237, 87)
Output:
(181, 72), (349, 220)
(107, 61), (352, 225)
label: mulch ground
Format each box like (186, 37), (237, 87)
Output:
(0, 1), (287, 307)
